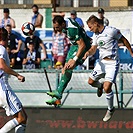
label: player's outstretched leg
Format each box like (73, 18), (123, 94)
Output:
(46, 69), (72, 106)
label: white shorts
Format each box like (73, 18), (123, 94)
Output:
(0, 79), (22, 116)
(89, 59), (119, 83)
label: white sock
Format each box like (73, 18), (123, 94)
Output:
(91, 81), (102, 88)
(15, 124), (26, 133)
(106, 91), (114, 110)
(0, 118), (19, 133)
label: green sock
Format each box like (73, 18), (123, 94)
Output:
(57, 69), (72, 95)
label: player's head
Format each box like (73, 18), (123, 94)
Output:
(53, 15), (66, 32)
(0, 27), (8, 42)
(86, 15), (103, 33)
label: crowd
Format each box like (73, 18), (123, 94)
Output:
(0, 5), (110, 70)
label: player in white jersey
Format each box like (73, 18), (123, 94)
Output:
(83, 15), (133, 122)
(0, 27), (27, 133)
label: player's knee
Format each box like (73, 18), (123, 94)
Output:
(16, 110), (28, 124)
(88, 78), (94, 85)
(103, 82), (112, 93)
(103, 85), (112, 93)
(17, 114), (27, 124)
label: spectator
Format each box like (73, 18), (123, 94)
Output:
(6, 46), (15, 68)
(52, 29), (70, 69)
(98, 8), (109, 26)
(6, 24), (22, 54)
(0, 8), (16, 28)
(70, 10), (84, 28)
(6, 24), (23, 69)
(24, 32), (47, 60)
(31, 4), (43, 28)
(22, 41), (41, 69)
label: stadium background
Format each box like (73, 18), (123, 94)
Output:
(0, 0), (132, 133)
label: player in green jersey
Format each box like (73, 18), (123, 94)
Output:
(46, 15), (92, 106)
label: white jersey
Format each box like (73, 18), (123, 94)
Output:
(0, 45), (22, 116)
(0, 45), (10, 83)
(92, 26), (122, 60)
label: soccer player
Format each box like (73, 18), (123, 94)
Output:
(83, 15), (133, 122)
(0, 27), (27, 132)
(46, 15), (92, 106)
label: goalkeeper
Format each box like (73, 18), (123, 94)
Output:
(46, 15), (92, 106)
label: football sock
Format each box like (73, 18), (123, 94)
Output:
(15, 124), (26, 133)
(91, 81), (102, 88)
(0, 118), (19, 133)
(106, 91), (114, 110)
(57, 69), (72, 95)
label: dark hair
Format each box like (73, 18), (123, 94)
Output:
(3, 8), (9, 13)
(0, 27), (8, 41)
(53, 15), (65, 25)
(86, 15), (102, 24)
(32, 4), (38, 9)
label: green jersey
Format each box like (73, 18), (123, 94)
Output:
(65, 18), (91, 50)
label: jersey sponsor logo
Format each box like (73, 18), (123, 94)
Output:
(98, 40), (105, 47)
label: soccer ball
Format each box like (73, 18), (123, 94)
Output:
(21, 22), (35, 36)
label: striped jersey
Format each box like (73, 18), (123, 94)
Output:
(0, 45), (10, 83)
(92, 26), (122, 60)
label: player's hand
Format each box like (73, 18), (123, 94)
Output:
(62, 59), (76, 74)
(82, 51), (90, 60)
(65, 59), (76, 69)
(17, 75), (25, 82)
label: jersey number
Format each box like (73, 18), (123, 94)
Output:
(91, 70), (97, 77)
